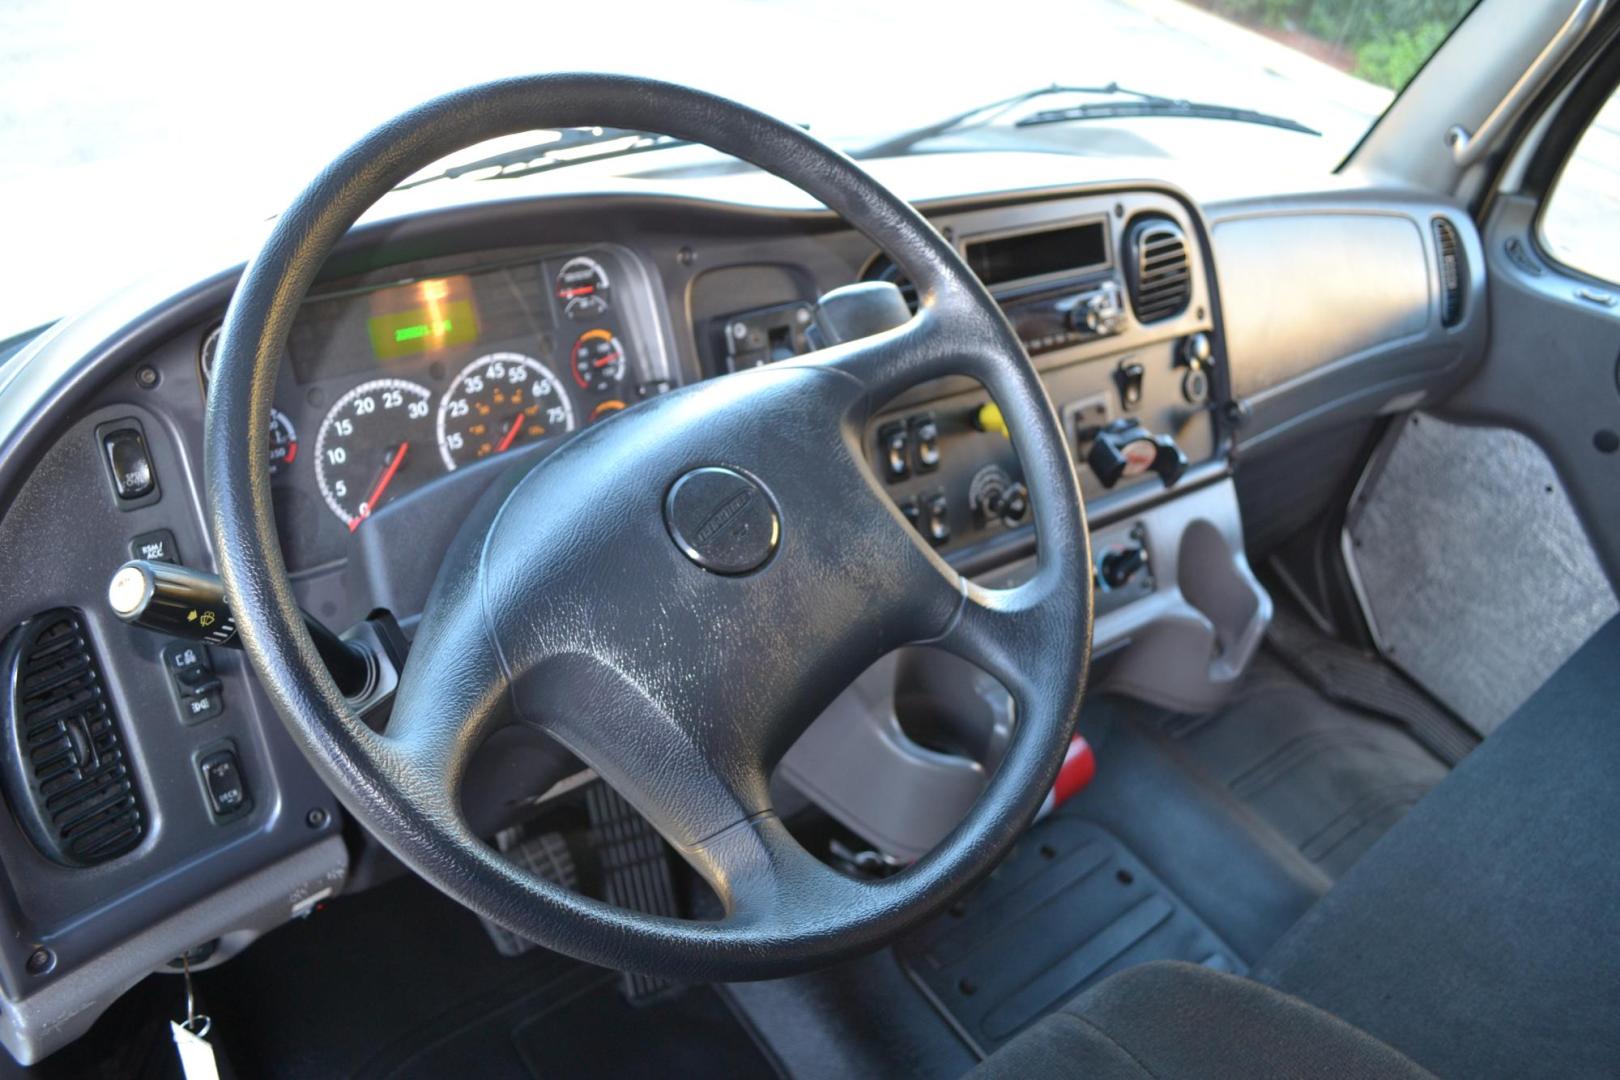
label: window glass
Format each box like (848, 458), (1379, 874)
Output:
(1, 0), (1478, 337)
(1542, 90), (1620, 284)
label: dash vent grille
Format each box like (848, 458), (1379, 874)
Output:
(1433, 217), (1465, 327)
(2, 611), (144, 867)
(1124, 216), (1192, 324)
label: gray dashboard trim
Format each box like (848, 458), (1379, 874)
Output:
(1203, 190), (1488, 456)
(0, 835), (347, 1066)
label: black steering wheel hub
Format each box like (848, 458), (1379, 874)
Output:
(664, 466), (780, 574)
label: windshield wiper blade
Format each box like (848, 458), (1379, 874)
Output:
(852, 83), (1174, 159)
(393, 127), (692, 190)
(1017, 99), (1319, 136)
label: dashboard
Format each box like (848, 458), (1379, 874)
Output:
(0, 154), (1487, 1065)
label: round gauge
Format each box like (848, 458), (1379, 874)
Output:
(199, 326), (222, 385)
(555, 256), (611, 320)
(571, 329), (627, 393)
(313, 379), (435, 531)
(268, 408), (298, 477)
(437, 352), (576, 471)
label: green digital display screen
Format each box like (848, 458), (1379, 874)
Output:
(365, 277), (480, 359)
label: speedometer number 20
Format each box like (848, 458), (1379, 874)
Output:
(314, 378), (435, 530)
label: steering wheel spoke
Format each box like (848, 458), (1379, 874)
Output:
(809, 298), (1016, 420)
(692, 810), (871, 926)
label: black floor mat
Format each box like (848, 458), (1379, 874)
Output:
(1265, 605), (1478, 765)
(1160, 653), (1450, 879)
(193, 872), (776, 1079)
(896, 817), (1242, 1057)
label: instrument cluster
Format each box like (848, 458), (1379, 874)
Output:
(203, 249), (664, 571)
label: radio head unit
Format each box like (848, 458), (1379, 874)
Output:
(961, 218), (1125, 355)
(963, 218), (1110, 290)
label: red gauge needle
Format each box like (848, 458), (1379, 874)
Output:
(593, 352), (621, 368)
(350, 441), (409, 533)
(495, 414), (525, 454)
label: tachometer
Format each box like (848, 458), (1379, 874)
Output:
(437, 352), (576, 470)
(571, 329), (627, 393)
(314, 379), (435, 531)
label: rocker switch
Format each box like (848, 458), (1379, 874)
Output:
(198, 749), (248, 819)
(1115, 360), (1146, 410)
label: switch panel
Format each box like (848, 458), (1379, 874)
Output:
(163, 641), (224, 724)
(866, 333), (1219, 555)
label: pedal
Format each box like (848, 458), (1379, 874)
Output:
(584, 782), (683, 1004)
(479, 827), (576, 958)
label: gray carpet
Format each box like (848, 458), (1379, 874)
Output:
(1347, 413), (1617, 733)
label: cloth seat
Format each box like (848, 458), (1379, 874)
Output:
(968, 960), (1431, 1079)
(974, 617), (1620, 1079)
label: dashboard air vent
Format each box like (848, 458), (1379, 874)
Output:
(1433, 217), (1465, 327)
(1, 611), (144, 867)
(1124, 217), (1192, 324)
(859, 252), (919, 313)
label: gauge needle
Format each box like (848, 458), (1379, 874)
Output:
(350, 441), (409, 533)
(495, 414), (525, 454)
(593, 352), (620, 368)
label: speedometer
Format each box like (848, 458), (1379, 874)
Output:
(437, 352), (576, 470)
(314, 378), (435, 531)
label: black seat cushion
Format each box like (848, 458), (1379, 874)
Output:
(1258, 617), (1620, 1078)
(968, 960), (1432, 1079)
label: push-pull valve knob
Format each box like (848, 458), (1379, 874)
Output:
(1099, 545), (1148, 590)
(108, 560), (374, 699)
(1086, 418), (1188, 489)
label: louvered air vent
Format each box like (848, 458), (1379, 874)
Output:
(1433, 217), (1465, 327)
(1, 611), (144, 867)
(859, 252), (920, 313)
(1124, 217), (1192, 324)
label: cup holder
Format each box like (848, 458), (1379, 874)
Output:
(1179, 518), (1263, 662)
(892, 649), (1015, 772)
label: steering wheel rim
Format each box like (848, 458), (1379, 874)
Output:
(205, 74), (1092, 981)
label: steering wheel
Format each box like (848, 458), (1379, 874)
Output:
(205, 75), (1092, 981)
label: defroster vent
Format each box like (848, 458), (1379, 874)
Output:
(1124, 216), (1192, 324)
(2, 611), (145, 867)
(1433, 217), (1465, 327)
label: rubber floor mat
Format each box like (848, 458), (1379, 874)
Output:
(1166, 653), (1448, 879)
(896, 817), (1241, 1057)
(194, 871), (777, 1080)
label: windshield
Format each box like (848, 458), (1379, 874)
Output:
(1, 0), (1473, 339)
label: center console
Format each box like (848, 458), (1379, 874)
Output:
(763, 189), (1273, 860)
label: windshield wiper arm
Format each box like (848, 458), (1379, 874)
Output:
(852, 83), (1174, 159)
(393, 127), (692, 191)
(1017, 99), (1319, 136)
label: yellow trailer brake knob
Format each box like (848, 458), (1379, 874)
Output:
(974, 402), (1009, 439)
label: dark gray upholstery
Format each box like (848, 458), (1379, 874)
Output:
(1257, 616), (1620, 1078)
(968, 961), (1433, 1079)
(975, 619), (1620, 1079)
